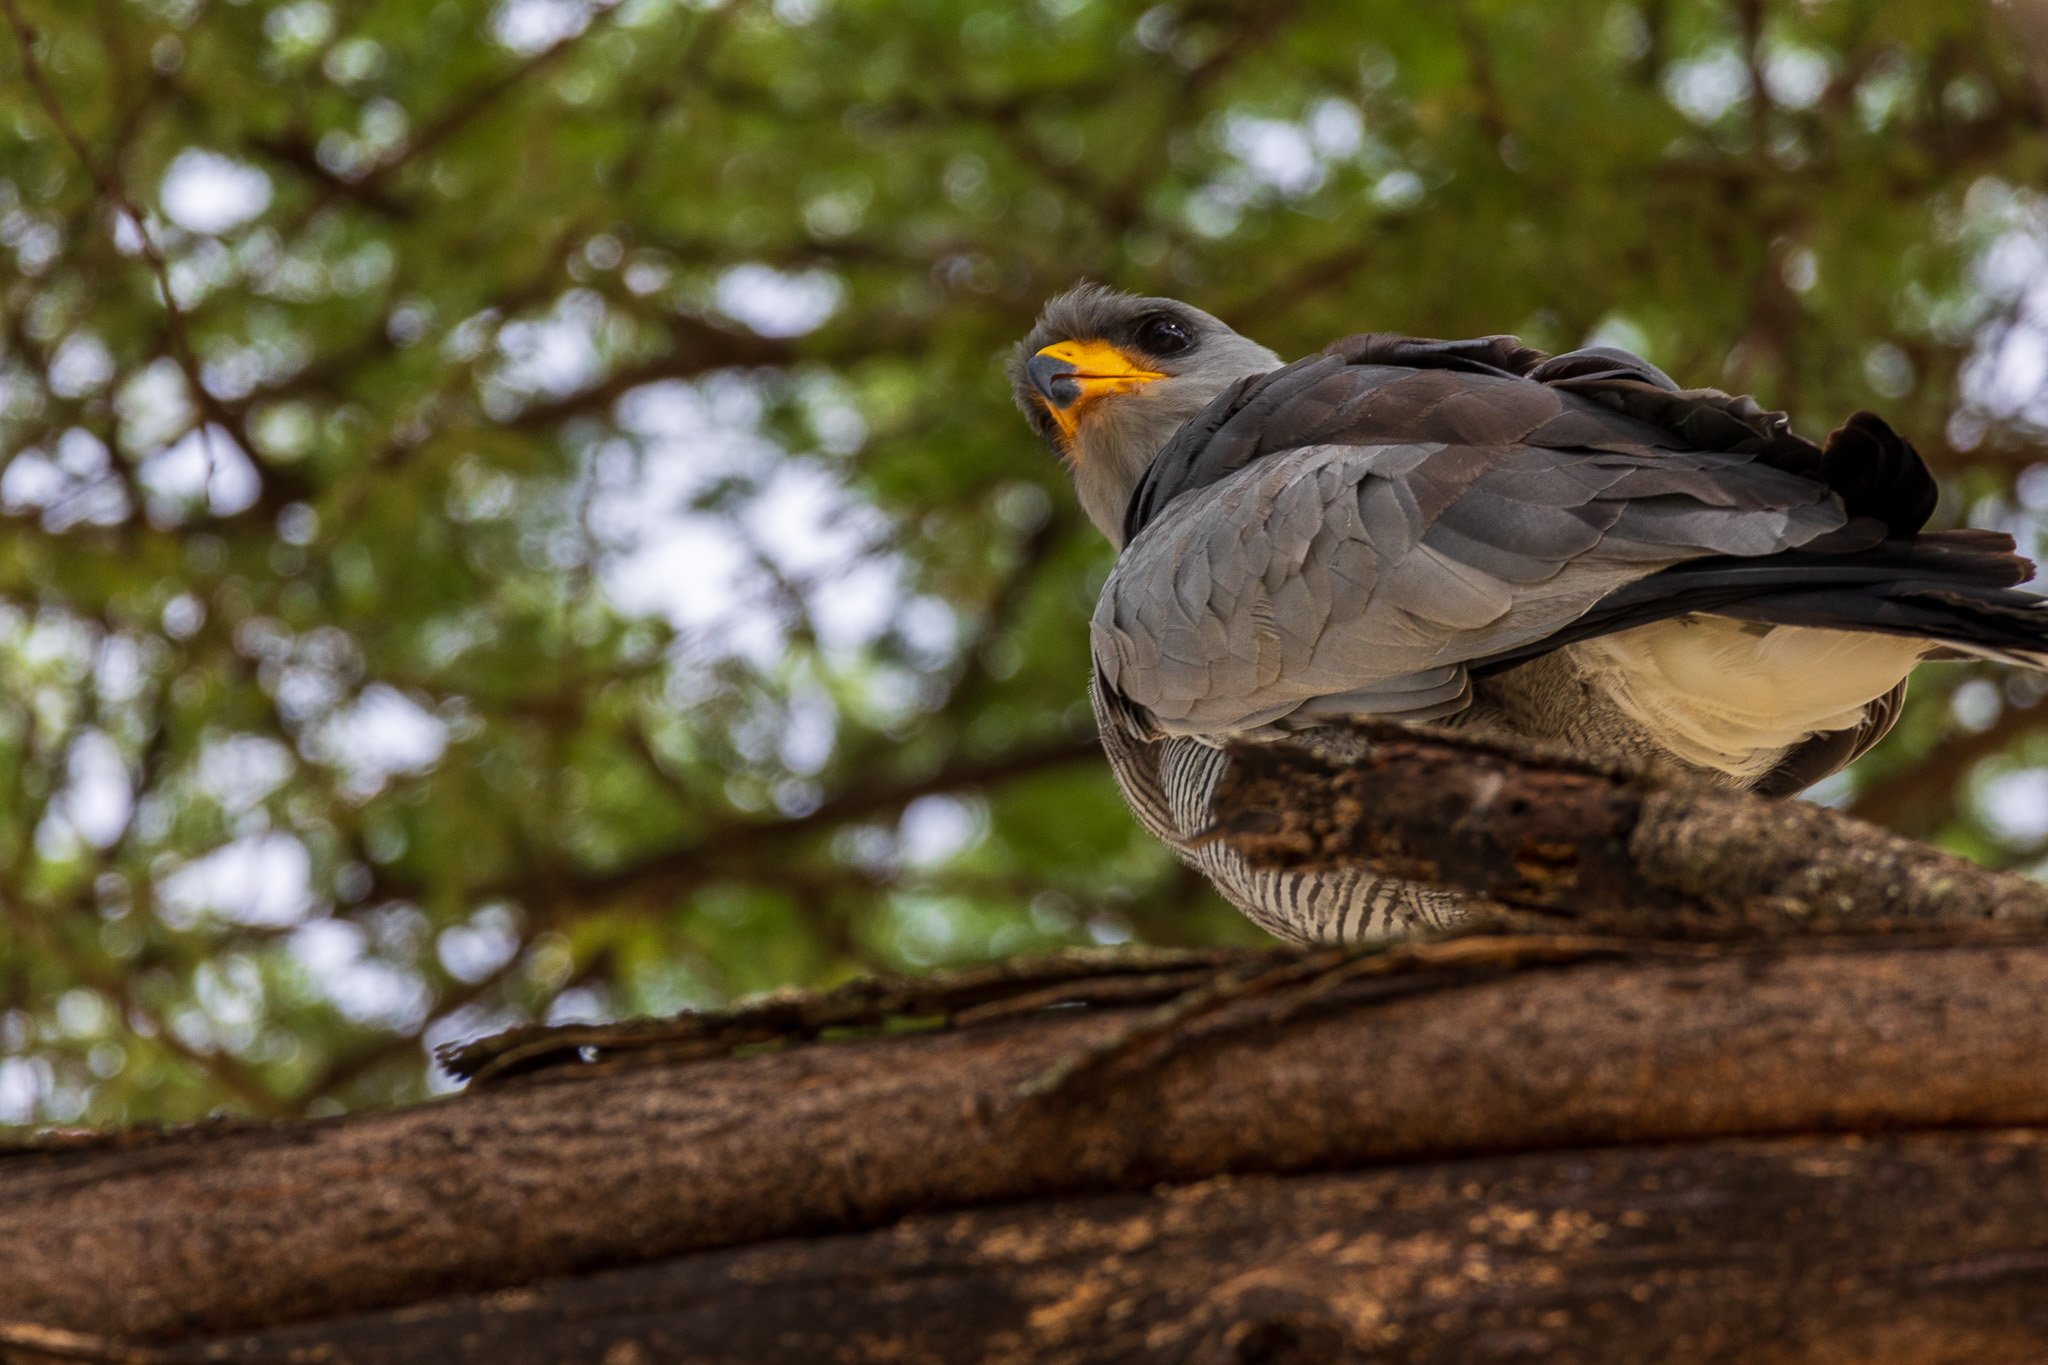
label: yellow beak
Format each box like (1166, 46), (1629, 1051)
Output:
(1026, 339), (1166, 447)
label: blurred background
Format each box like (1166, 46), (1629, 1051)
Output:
(1, 0), (2045, 1124)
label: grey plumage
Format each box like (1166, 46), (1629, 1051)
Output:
(1012, 288), (2048, 944)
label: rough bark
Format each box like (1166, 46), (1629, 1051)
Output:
(1209, 724), (2048, 926)
(11, 934), (2048, 1352)
(94, 1131), (2048, 1365)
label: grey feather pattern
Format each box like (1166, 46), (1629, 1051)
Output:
(1098, 406), (1849, 734)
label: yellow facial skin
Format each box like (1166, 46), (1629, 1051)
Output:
(1031, 339), (1166, 447)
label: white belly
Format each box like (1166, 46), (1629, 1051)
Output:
(1569, 615), (1928, 781)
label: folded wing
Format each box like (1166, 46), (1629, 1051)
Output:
(1094, 334), (1935, 736)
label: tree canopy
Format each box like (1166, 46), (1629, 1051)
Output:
(2, 0), (2045, 1124)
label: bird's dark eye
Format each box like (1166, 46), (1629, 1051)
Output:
(1135, 313), (1194, 357)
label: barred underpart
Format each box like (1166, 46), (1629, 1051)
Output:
(1091, 677), (1464, 944)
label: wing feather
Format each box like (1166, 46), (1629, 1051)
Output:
(1097, 341), (1861, 735)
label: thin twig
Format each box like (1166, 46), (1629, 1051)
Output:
(2, 0), (246, 488)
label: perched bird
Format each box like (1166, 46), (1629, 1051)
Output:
(1010, 285), (2048, 943)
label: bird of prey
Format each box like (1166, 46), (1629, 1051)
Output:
(1010, 285), (2048, 943)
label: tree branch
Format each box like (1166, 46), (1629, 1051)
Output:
(0, 0), (297, 506)
(1206, 722), (2048, 929)
(11, 932), (2048, 1343)
(112, 1130), (2048, 1364)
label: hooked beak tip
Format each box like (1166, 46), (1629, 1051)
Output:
(1026, 351), (1081, 409)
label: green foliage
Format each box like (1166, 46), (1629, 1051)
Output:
(0, 0), (2044, 1122)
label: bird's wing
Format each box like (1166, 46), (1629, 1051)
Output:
(1095, 335), (1875, 734)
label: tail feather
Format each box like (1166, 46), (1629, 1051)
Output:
(1729, 581), (2048, 670)
(1471, 529), (2048, 676)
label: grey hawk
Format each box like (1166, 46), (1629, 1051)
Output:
(1009, 286), (2047, 943)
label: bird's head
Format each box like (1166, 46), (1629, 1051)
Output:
(1009, 285), (1281, 547)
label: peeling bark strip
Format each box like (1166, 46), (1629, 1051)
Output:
(1210, 723), (2048, 924)
(122, 1131), (2048, 1365)
(11, 937), (2048, 1344)
(439, 945), (1271, 1084)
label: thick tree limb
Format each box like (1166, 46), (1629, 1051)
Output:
(1208, 723), (2048, 927)
(11, 934), (2048, 1347)
(96, 1131), (2048, 1364)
